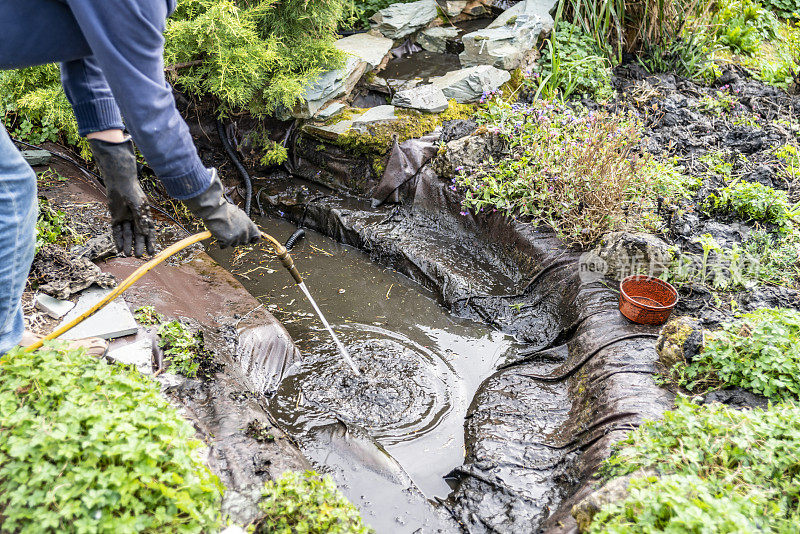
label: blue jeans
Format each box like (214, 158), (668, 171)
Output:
(0, 123), (37, 354)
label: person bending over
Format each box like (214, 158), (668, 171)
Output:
(0, 1), (260, 354)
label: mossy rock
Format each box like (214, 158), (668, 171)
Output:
(656, 317), (705, 369)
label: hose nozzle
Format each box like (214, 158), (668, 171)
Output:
(276, 246), (304, 284)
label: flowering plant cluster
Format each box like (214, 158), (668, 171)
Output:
(455, 99), (657, 246)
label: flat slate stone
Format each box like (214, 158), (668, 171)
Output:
(21, 149), (51, 166)
(335, 33), (394, 69)
(107, 337), (153, 375)
(35, 293), (75, 319)
(392, 84), (449, 113)
(416, 26), (460, 54)
(370, 0), (438, 40)
(352, 105), (398, 128)
(460, 0), (556, 69)
(431, 65), (511, 102)
(316, 102), (345, 120)
(55, 286), (138, 340)
(294, 55), (367, 118)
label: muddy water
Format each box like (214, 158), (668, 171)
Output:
(209, 217), (523, 531)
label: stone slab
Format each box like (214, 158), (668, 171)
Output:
(431, 65), (511, 102)
(316, 102), (345, 120)
(293, 56), (368, 119)
(21, 149), (51, 166)
(392, 84), (449, 113)
(351, 105), (398, 128)
(370, 0), (438, 40)
(416, 26), (460, 54)
(107, 337), (153, 375)
(35, 293), (75, 319)
(460, 0), (556, 69)
(335, 33), (394, 69)
(56, 286), (139, 340)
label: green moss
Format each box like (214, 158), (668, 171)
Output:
(333, 100), (475, 156)
(499, 68), (525, 100)
(323, 107), (360, 126)
(326, 100), (474, 176)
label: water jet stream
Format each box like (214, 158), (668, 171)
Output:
(297, 281), (360, 375)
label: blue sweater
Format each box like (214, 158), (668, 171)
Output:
(0, 0), (211, 200)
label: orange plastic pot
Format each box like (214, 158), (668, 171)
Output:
(619, 275), (678, 326)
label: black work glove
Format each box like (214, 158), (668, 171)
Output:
(183, 169), (260, 248)
(89, 137), (156, 257)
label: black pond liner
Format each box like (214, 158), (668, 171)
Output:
(252, 165), (676, 533)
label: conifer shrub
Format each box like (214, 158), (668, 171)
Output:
(0, 344), (223, 533)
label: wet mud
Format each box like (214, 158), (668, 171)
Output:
(607, 64), (800, 325)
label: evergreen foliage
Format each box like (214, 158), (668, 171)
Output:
(165, 0), (351, 116)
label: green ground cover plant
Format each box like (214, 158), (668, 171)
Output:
(36, 197), (83, 251)
(761, 0), (800, 18)
(157, 320), (207, 378)
(456, 99), (678, 245)
(639, 31), (717, 81)
(0, 344), (223, 533)
(257, 470), (371, 533)
(713, 0), (779, 55)
(665, 228), (800, 291)
(672, 308), (800, 400)
(703, 180), (797, 231)
(589, 398), (800, 532)
(134, 305), (165, 327)
(741, 228), (800, 286)
(533, 22), (614, 101)
(0, 65), (88, 157)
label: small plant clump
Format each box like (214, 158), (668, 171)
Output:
(760, 0), (800, 18)
(257, 470), (372, 534)
(672, 308), (800, 401)
(157, 320), (209, 379)
(134, 305), (165, 326)
(0, 344), (223, 533)
(36, 197), (83, 251)
(704, 180), (797, 231)
(713, 0), (779, 55)
(533, 21), (614, 101)
(589, 397), (800, 532)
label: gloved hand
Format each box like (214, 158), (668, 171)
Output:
(183, 169), (260, 248)
(89, 137), (156, 257)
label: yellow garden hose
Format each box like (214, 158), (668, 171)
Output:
(24, 230), (303, 352)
